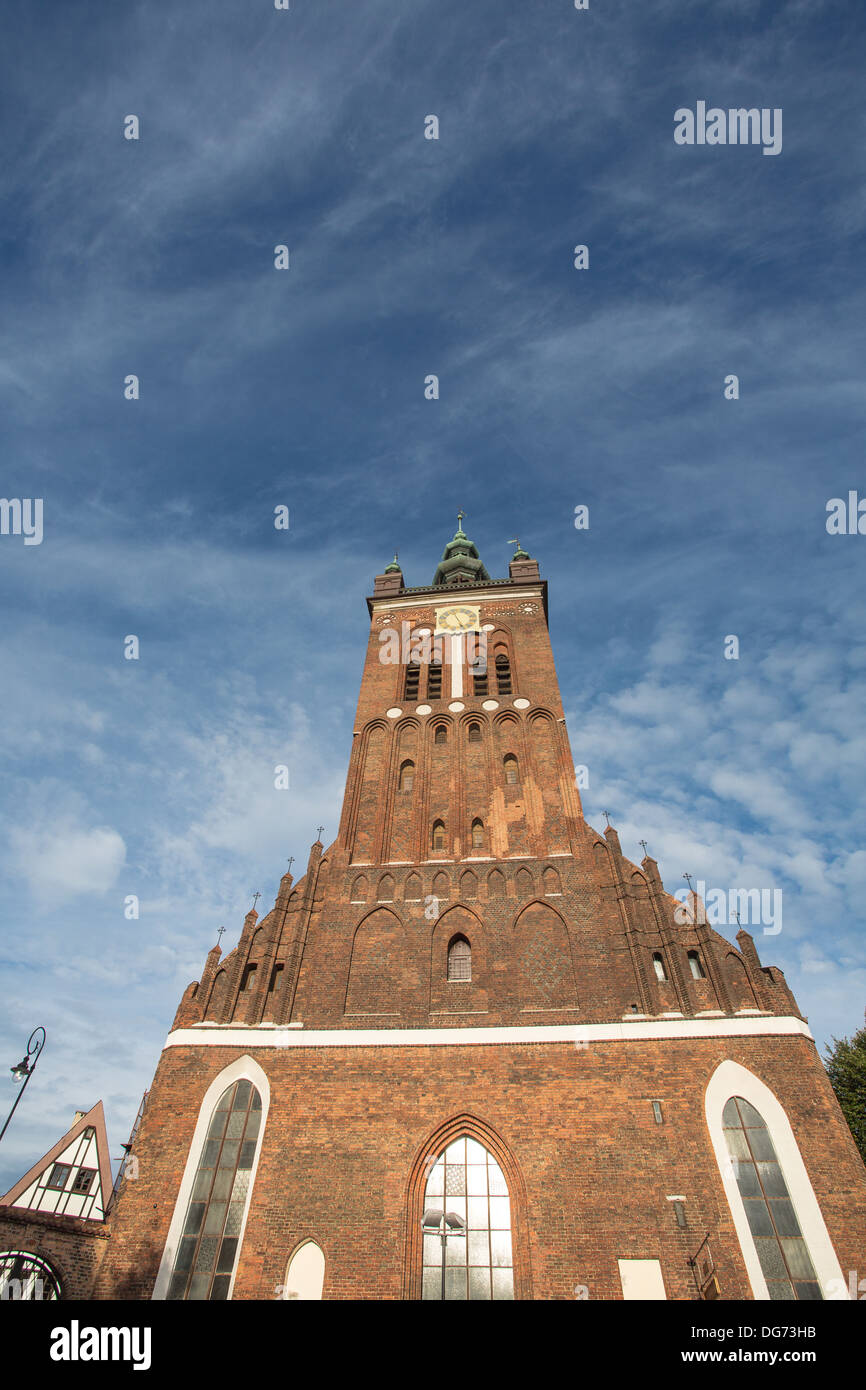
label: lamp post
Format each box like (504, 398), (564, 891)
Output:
(0, 1027), (46, 1144)
(422, 1207), (466, 1300)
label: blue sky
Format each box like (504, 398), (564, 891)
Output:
(1, 0), (864, 1190)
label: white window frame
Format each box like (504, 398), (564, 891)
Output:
(151, 1054), (270, 1300)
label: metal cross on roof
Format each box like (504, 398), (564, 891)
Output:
(216, 926), (226, 944)
(639, 840), (649, 856)
(286, 856), (295, 873)
(683, 873), (694, 893)
(316, 826), (324, 840)
(251, 891), (261, 910)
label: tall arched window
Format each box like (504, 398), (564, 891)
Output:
(167, 1079), (262, 1300)
(421, 1137), (513, 1299)
(471, 819), (484, 849)
(688, 950), (705, 979)
(427, 653), (443, 700)
(434, 725), (447, 745)
(472, 641), (488, 696)
(468, 723), (481, 744)
(494, 649), (512, 695)
(722, 1097), (821, 1300)
(404, 659), (421, 702)
(503, 755), (518, 785)
(432, 820), (446, 851)
(399, 759), (415, 792)
(447, 935), (472, 982)
(652, 952), (667, 983)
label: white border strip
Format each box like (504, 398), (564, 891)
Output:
(165, 1016), (813, 1050)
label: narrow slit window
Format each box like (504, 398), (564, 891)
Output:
(468, 723), (481, 744)
(404, 659), (421, 701)
(434, 725), (447, 745)
(471, 819), (484, 849)
(688, 950), (705, 979)
(427, 662), (442, 700)
(399, 759), (415, 792)
(503, 755), (518, 785)
(652, 953), (667, 983)
(432, 820), (446, 851)
(268, 964), (284, 993)
(494, 651), (512, 695)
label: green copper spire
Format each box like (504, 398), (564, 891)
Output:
(509, 537), (530, 561)
(384, 552), (401, 574)
(432, 511), (491, 587)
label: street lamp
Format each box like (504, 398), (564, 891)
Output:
(0, 1027), (46, 1144)
(422, 1207), (466, 1301)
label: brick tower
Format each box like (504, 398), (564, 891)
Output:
(98, 519), (866, 1301)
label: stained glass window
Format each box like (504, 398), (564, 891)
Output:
(421, 1138), (514, 1300)
(722, 1097), (822, 1301)
(167, 1079), (262, 1301)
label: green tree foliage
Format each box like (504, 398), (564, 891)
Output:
(824, 1016), (866, 1166)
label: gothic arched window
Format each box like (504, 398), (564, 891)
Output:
(167, 1079), (262, 1300)
(468, 723), (481, 744)
(399, 759), (415, 792)
(432, 820), (446, 851)
(447, 935), (472, 982)
(688, 950), (705, 979)
(722, 1097), (821, 1300)
(471, 819), (484, 849)
(282, 1241), (325, 1301)
(0, 1251), (61, 1301)
(503, 755), (518, 785)
(652, 952), (667, 983)
(421, 1137), (514, 1300)
(434, 725), (448, 745)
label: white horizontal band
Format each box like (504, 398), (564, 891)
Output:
(164, 1015), (813, 1050)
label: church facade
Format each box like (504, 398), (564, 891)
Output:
(92, 522), (866, 1300)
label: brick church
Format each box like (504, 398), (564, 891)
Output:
(11, 518), (866, 1300)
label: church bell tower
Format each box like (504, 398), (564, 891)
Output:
(98, 518), (866, 1302)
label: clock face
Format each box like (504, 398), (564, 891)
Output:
(434, 604), (480, 636)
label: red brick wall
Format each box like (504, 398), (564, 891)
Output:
(96, 1032), (866, 1300)
(0, 1207), (109, 1299)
